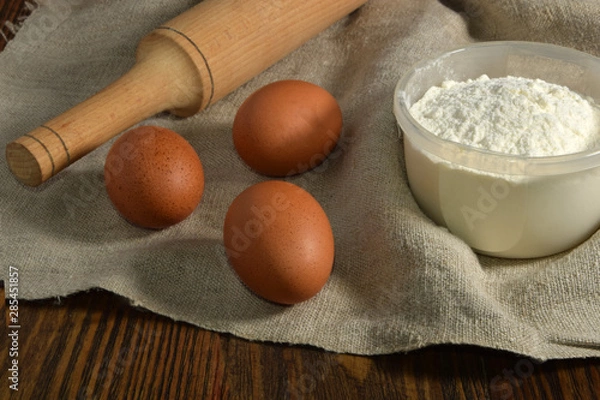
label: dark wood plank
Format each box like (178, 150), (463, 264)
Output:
(2, 286), (600, 399)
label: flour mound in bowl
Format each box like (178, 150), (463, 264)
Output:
(409, 75), (600, 157)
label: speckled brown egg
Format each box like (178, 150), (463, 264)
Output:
(232, 80), (343, 177)
(104, 125), (204, 229)
(223, 180), (335, 305)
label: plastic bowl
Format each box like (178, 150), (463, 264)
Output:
(393, 41), (600, 258)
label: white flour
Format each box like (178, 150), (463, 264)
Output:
(401, 74), (600, 257)
(409, 75), (600, 156)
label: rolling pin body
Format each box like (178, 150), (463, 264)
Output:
(6, 0), (367, 186)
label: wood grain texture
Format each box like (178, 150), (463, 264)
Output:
(1, 1), (600, 399)
(2, 286), (600, 399)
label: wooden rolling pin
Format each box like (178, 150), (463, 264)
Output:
(6, 0), (367, 186)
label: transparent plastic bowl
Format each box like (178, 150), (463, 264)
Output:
(393, 41), (600, 258)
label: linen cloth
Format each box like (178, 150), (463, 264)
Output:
(1, 0), (600, 360)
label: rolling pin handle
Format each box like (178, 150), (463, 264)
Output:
(5, 0), (368, 186)
(5, 33), (204, 186)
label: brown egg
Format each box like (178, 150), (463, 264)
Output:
(232, 80), (343, 176)
(223, 180), (335, 305)
(104, 125), (204, 229)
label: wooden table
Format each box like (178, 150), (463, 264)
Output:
(1, 1), (599, 398)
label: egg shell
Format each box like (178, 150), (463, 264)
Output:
(223, 180), (334, 305)
(232, 80), (343, 177)
(104, 125), (204, 229)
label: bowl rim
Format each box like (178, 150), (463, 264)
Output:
(393, 40), (600, 176)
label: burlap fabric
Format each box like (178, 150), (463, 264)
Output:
(2, 0), (600, 360)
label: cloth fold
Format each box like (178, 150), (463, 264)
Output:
(1, 0), (599, 360)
